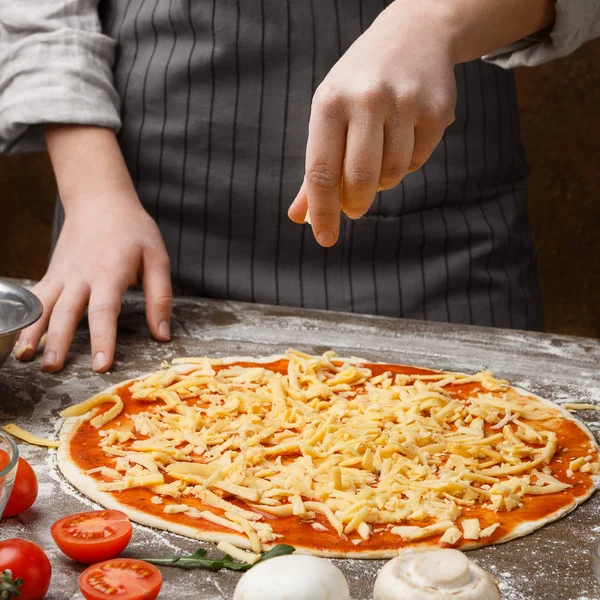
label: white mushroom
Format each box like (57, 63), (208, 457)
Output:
(233, 554), (350, 600)
(373, 549), (500, 600)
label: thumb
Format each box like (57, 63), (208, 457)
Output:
(288, 181), (310, 224)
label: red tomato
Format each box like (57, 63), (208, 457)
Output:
(79, 559), (162, 600)
(0, 449), (38, 518)
(0, 538), (52, 600)
(0, 448), (9, 470)
(51, 510), (133, 564)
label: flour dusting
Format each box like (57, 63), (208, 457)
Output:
(1, 296), (600, 599)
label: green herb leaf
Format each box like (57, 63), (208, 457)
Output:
(256, 544), (296, 564)
(139, 544), (295, 572)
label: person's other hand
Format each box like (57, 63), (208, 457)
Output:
(15, 194), (172, 373)
(14, 125), (172, 373)
(288, 2), (458, 246)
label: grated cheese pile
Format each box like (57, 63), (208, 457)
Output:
(72, 350), (599, 552)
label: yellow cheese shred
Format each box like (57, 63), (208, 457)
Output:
(60, 393), (124, 429)
(217, 541), (261, 564)
(1, 424), (59, 448)
(563, 403), (600, 412)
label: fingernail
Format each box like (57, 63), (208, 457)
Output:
(158, 320), (171, 341)
(15, 340), (33, 360)
(317, 231), (336, 247)
(42, 350), (57, 370)
(93, 351), (107, 372)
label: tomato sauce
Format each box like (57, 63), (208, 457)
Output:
(67, 360), (598, 554)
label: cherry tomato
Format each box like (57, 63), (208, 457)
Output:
(0, 449), (38, 518)
(51, 510), (133, 564)
(79, 559), (162, 600)
(0, 538), (52, 600)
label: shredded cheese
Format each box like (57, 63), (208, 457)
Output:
(2, 424), (59, 448)
(216, 541), (261, 564)
(462, 518), (481, 540)
(64, 350), (595, 552)
(563, 403), (600, 412)
(439, 526), (462, 547)
(60, 393), (124, 429)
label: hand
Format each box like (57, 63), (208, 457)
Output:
(15, 125), (172, 373)
(288, 0), (554, 247)
(15, 198), (172, 373)
(288, 2), (458, 246)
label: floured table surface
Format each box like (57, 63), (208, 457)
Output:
(1, 292), (599, 600)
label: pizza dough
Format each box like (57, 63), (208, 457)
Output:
(57, 350), (600, 558)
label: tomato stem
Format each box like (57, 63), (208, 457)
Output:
(0, 570), (23, 600)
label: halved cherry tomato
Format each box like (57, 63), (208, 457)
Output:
(51, 510), (133, 564)
(0, 538), (52, 600)
(0, 449), (38, 517)
(79, 558), (162, 600)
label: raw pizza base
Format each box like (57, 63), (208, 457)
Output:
(57, 354), (600, 558)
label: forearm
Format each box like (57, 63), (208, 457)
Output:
(383, 0), (555, 64)
(43, 125), (140, 215)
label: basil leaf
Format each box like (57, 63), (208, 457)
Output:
(257, 544), (296, 563)
(139, 544), (296, 572)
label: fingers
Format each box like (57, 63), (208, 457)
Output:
(15, 280), (62, 361)
(142, 245), (172, 343)
(88, 285), (125, 373)
(407, 93), (455, 174)
(288, 182), (309, 224)
(378, 117), (414, 191)
(407, 122), (445, 174)
(41, 285), (90, 373)
(304, 86), (347, 247)
(341, 117), (384, 219)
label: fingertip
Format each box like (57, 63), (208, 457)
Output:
(14, 340), (35, 361)
(288, 187), (309, 224)
(316, 230), (337, 247)
(41, 350), (62, 373)
(288, 208), (308, 225)
(156, 320), (171, 342)
(92, 351), (111, 373)
(342, 208), (366, 220)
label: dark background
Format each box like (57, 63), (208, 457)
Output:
(1, 41), (598, 338)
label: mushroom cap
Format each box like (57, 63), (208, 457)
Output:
(373, 549), (501, 600)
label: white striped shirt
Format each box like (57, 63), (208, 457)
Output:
(0, 0), (599, 154)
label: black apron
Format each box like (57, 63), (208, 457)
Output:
(64, 0), (543, 330)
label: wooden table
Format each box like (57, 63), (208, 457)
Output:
(1, 292), (600, 599)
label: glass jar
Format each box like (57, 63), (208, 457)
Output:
(0, 429), (18, 517)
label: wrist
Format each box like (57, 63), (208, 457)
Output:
(378, 0), (462, 63)
(382, 0), (554, 65)
(43, 125), (142, 217)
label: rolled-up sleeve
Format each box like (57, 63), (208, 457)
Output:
(0, 0), (120, 154)
(484, 0), (600, 69)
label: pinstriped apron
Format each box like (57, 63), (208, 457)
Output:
(93, 0), (544, 330)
